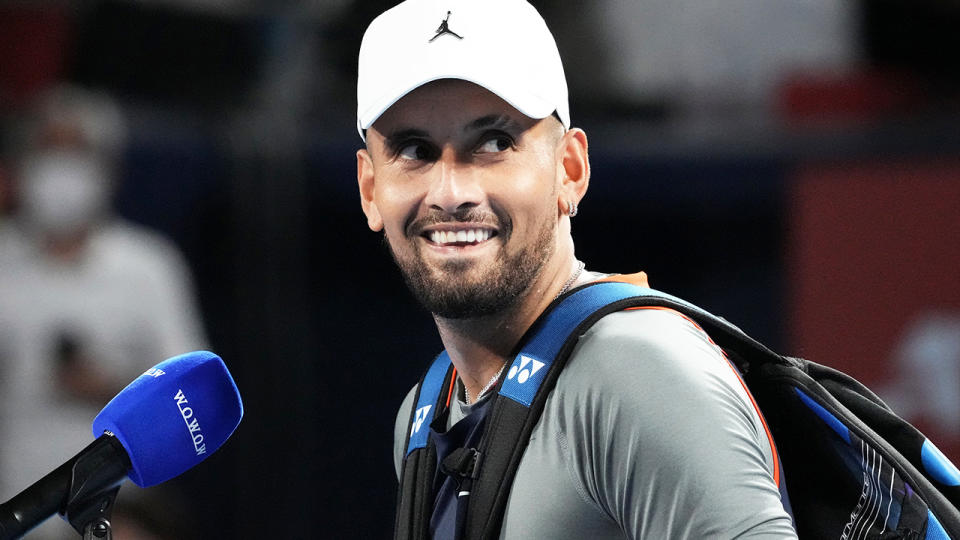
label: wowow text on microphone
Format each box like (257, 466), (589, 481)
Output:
(174, 389), (207, 456)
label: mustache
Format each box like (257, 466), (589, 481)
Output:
(407, 208), (503, 236)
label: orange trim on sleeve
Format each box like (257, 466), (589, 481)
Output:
(624, 305), (782, 488)
(595, 271), (650, 288)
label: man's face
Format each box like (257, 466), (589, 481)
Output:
(357, 79), (566, 318)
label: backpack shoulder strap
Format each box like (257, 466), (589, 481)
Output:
(464, 279), (784, 538)
(394, 351), (455, 540)
(399, 278), (785, 539)
(405, 352), (453, 457)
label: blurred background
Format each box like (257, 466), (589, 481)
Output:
(0, 0), (958, 537)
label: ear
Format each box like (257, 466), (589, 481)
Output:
(357, 148), (383, 231)
(556, 128), (590, 214)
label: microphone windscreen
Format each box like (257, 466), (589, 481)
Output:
(92, 351), (243, 487)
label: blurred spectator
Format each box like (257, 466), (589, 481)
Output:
(0, 85), (206, 539)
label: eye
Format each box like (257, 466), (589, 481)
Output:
(397, 141), (433, 161)
(476, 134), (513, 154)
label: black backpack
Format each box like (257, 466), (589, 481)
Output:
(395, 280), (960, 539)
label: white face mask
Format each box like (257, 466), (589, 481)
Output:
(20, 151), (110, 236)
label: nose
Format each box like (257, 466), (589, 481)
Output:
(423, 148), (482, 214)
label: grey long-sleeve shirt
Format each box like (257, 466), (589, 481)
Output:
(395, 307), (797, 539)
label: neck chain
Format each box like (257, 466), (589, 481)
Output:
(464, 361), (508, 405)
(463, 261), (585, 405)
(554, 260), (586, 301)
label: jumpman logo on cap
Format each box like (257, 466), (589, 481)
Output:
(429, 11), (463, 42)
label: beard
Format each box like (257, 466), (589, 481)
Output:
(387, 210), (556, 319)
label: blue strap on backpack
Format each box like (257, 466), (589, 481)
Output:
(397, 281), (960, 539)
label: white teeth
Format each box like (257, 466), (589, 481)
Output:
(428, 229), (493, 245)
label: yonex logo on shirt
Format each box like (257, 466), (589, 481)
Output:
(411, 405), (432, 436)
(507, 355), (545, 384)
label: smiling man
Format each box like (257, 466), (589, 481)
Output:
(355, 1), (797, 538)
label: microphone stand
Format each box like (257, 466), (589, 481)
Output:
(68, 488), (119, 540)
(0, 433), (129, 540)
(63, 432), (129, 540)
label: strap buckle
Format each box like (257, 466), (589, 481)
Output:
(440, 447), (483, 480)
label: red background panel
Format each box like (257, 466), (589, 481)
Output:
(789, 159), (960, 458)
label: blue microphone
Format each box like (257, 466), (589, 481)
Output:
(93, 350), (243, 487)
(0, 351), (243, 539)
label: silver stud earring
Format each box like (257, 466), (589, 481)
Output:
(568, 199), (579, 217)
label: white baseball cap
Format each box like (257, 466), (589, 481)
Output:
(356, 0), (569, 141)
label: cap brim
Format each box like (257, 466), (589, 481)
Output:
(358, 74), (560, 140)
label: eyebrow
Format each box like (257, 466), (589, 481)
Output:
(382, 128), (430, 152)
(381, 114), (525, 151)
(464, 114), (522, 134)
